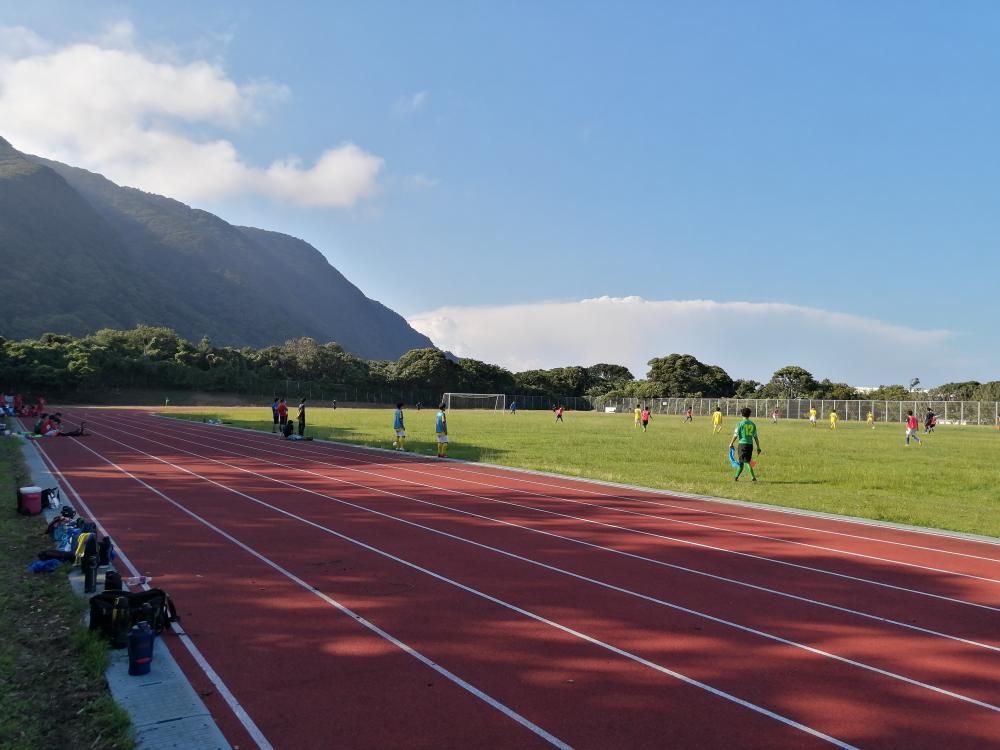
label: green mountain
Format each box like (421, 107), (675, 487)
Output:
(0, 137), (433, 359)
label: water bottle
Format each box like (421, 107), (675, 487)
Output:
(124, 575), (151, 588)
(127, 621), (155, 676)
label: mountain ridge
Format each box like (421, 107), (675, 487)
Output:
(0, 138), (433, 359)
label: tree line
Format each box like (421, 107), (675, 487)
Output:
(1, 326), (996, 405)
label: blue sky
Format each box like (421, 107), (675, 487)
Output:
(2, 2), (998, 384)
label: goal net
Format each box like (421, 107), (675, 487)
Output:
(442, 393), (506, 411)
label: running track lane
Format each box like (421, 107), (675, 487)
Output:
(38, 419), (847, 749)
(33, 414), (995, 747)
(87, 411), (1000, 705)
(79, 413), (1000, 710)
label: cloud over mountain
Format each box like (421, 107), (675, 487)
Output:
(0, 22), (382, 208)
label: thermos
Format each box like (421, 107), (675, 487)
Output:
(83, 555), (97, 593)
(128, 621), (155, 676)
(82, 534), (98, 593)
(97, 536), (113, 566)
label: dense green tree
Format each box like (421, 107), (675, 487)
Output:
(733, 379), (761, 398)
(816, 379), (861, 400)
(392, 348), (457, 390)
(585, 363), (634, 396)
(645, 354), (734, 397)
(758, 365), (820, 398)
(928, 381), (980, 400)
(866, 384), (911, 400)
(971, 381), (1000, 401)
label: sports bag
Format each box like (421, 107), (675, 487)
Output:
(89, 588), (180, 646)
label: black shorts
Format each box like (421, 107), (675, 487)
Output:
(272, 414), (279, 424)
(738, 443), (754, 462)
(279, 415), (287, 425)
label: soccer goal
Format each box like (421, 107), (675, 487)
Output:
(442, 393), (506, 411)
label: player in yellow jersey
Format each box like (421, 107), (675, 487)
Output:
(634, 405), (642, 428)
(867, 410), (875, 429)
(829, 410), (838, 429)
(808, 407), (818, 426)
(712, 406), (723, 433)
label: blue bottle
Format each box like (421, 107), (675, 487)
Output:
(127, 621), (155, 676)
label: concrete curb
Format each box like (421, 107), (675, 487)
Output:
(18, 435), (231, 750)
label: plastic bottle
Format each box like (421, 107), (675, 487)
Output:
(124, 575), (151, 587)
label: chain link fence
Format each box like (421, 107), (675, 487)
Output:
(590, 396), (1000, 425)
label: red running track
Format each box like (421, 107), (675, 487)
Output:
(27, 409), (1000, 749)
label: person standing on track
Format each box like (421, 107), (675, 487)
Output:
(271, 397), (280, 433)
(730, 407), (762, 482)
(393, 402), (406, 451)
(277, 397), (288, 435)
(435, 403), (448, 458)
(297, 399), (306, 437)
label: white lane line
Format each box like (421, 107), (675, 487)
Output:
(106, 412), (1000, 615)
(31, 439), (276, 750)
(99, 415), (1000, 653)
(149, 413), (1000, 566)
(77, 417), (1000, 713)
(56, 432), (574, 750)
(67, 426), (861, 750)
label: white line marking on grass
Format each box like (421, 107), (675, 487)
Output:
(65, 427), (863, 750)
(30, 439), (275, 750)
(106, 413), (1000, 650)
(57, 433), (575, 750)
(106, 412), (1000, 615)
(75, 416), (1000, 713)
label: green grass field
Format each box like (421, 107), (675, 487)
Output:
(164, 407), (1000, 538)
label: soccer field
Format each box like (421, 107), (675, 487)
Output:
(167, 406), (1000, 538)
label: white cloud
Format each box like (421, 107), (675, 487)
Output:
(393, 90), (428, 116)
(0, 24), (383, 208)
(409, 296), (966, 386)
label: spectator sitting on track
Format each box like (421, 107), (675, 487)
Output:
(280, 420), (311, 441)
(34, 414), (59, 437)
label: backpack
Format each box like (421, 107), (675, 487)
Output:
(89, 588), (179, 647)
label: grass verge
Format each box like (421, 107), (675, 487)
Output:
(163, 406), (1000, 538)
(0, 421), (133, 750)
